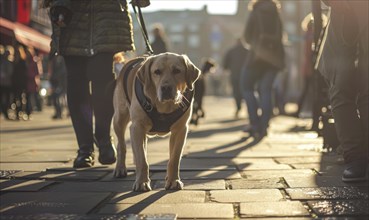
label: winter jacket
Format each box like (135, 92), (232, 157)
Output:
(243, 0), (284, 70)
(45, 0), (135, 56)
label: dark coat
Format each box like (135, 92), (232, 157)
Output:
(223, 41), (248, 82)
(46, 0), (135, 56)
(243, 0), (284, 70)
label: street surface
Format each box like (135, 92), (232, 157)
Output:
(0, 96), (368, 219)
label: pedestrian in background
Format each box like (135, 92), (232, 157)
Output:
(0, 45), (14, 120)
(317, 0), (368, 182)
(223, 38), (249, 118)
(241, 0), (285, 141)
(11, 44), (27, 120)
(24, 47), (41, 119)
(151, 23), (169, 55)
(49, 55), (67, 119)
(43, 0), (146, 168)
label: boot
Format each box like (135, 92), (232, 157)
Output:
(73, 145), (95, 168)
(94, 136), (116, 165)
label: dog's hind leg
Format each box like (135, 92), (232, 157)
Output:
(165, 126), (187, 190)
(113, 111), (129, 178)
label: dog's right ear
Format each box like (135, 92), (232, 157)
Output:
(137, 56), (154, 84)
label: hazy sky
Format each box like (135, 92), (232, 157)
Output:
(138, 0), (238, 15)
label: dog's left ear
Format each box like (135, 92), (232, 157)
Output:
(182, 55), (201, 91)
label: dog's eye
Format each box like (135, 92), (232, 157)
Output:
(173, 68), (181, 74)
(154, 69), (161, 75)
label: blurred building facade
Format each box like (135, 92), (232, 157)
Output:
(1, 0), (313, 101)
(0, 0), (51, 54)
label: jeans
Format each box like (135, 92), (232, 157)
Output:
(241, 65), (277, 135)
(64, 53), (115, 152)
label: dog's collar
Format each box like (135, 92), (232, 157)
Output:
(135, 77), (193, 133)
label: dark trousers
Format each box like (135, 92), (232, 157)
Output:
(64, 53), (115, 152)
(319, 2), (368, 163)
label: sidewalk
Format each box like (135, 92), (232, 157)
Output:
(0, 96), (368, 219)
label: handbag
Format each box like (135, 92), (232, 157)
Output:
(248, 13), (285, 70)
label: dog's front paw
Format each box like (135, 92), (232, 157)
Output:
(113, 167), (127, 178)
(165, 179), (184, 190)
(133, 181), (152, 192)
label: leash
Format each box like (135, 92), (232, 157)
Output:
(131, 2), (154, 55)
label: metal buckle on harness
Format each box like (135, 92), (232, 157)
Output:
(143, 101), (153, 112)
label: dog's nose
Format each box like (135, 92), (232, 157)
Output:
(161, 85), (173, 99)
(161, 85), (172, 93)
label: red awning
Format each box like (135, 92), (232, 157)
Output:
(0, 17), (51, 53)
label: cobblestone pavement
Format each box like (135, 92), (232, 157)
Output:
(0, 96), (368, 219)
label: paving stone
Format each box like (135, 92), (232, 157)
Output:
(236, 163), (292, 171)
(0, 180), (55, 192)
(99, 203), (234, 218)
(181, 158), (236, 166)
(290, 163), (345, 177)
(9, 170), (109, 181)
(240, 201), (310, 217)
(100, 172), (138, 182)
(0, 170), (21, 178)
(0, 163), (69, 172)
(149, 164), (236, 171)
(228, 178), (285, 189)
(308, 200), (369, 216)
(1, 151), (75, 163)
(45, 181), (135, 192)
(0, 192), (110, 215)
(242, 169), (316, 179)
(0, 214), (177, 220)
(109, 190), (205, 204)
(151, 170), (241, 180)
(274, 156), (343, 164)
(286, 187), (369, 200)
(153, 179), (226, 190)
(284, 176), (369, 188)
(210, 189), (283, 203)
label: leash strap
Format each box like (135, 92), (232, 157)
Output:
(131, 3), (154, 55)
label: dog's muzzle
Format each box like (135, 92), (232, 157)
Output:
(160, 85), (175, 101)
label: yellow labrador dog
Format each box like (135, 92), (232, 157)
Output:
(113, 53), (200, 191)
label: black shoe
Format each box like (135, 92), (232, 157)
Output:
(342, 160), (367, 182)
(73, 150), (95, 168)
(94, 136), (117, 165)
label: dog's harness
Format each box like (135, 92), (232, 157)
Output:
(122, 58), (194, 133)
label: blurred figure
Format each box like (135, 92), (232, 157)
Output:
(11, 45), (27, 120)
(49, 55), (67, 119)
(296, 18), (314, 117)
(191, 58), (216, 125)
(223, 38), (249, 118)
(151, 23), (169, 54)
(317, 1), (368, 182)
(0, 45), (14, 120)
(24, 47), (41, 119)
(44, 0), (138, 168)
(241, 0), (285, 140)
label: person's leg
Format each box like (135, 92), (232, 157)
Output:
(87, 53), (116, 164)
(356, 1), (368, 164)
(64, 56), (95, 167)
(323, 5), (367, 181)
(241, 65), (261, 134)
(232, 78), (242, 117)
(258, 69), (277, 136)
